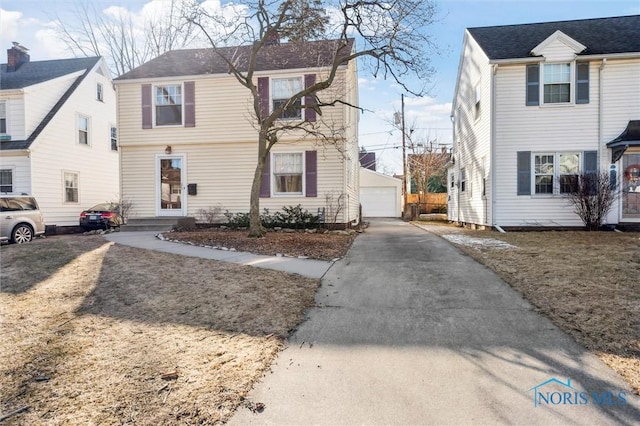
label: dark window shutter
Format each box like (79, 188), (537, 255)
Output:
(526, 64), (539, 106)
(184, 81), (195, 127)
(609, 166), (617, 191)
(141, 84), (152, 129)
(576, 62), (589, 104)
(258, 77), (270, 118)
(517, 151), (531, 195)
(304, 74), (317, 122)
(260, 156), (270, 198)
(583, 150), (597, 174)
(305, 150), (317, 197)
(583, 150), (598, 195)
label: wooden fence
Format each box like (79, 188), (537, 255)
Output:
(407, 193), (447, 213)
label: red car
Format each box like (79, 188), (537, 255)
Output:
(79, 203), (123, 230)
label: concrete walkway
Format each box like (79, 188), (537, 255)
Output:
(103, 231), (333, 279)
(230, 219), (639, 425)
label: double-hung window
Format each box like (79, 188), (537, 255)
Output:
(155, 84), (182, 126)
(534, 153), (580, 195)
(64, 171), (79, 203)
(0, 169), (13, 192)
(543, 63), (571, 104)
(78, 114), (89, 145)
(460, 168), (466, 192)
(273, 153), (303, 194)
(96, 82), (104, 101)
(272, 77), (303, 119)
(110, 126), (117, 151)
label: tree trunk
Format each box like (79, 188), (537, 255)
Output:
(248, 132), (268, 238)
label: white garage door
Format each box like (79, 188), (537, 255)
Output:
(360, 187), (398, 217)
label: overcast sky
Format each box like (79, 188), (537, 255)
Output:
(1, 0), (639, 174)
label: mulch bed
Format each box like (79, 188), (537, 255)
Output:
(165, 228), (358, 261)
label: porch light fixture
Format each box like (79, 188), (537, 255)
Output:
(165, 145), (172, 154)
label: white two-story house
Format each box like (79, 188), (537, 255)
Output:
(449, 15), (640, 229)
(0, 43), (118, 227)
(113, 38), (360, 226)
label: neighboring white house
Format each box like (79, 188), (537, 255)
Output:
(359, 167), (402, 218)
(449, 15), (640, 228)
(113, 38), (360, 227)
(0, 44), (118, 226)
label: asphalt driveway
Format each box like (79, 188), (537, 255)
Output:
(231, 219), (639, 425)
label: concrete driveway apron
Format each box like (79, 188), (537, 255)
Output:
(230, 219), (639, 425)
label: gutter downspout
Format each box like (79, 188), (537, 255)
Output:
(491, 64), (499, 229)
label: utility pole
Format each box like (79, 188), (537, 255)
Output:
(401, 94), (407, 218)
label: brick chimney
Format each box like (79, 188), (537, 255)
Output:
(7, 42), (30, 72)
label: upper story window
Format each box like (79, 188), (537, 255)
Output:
(78, 114), (90, 145)
(96, 82), (104, 101)
(110, 126), (117, 151)
(460, 167), (466, 192)
(526, 62), (589, 106)
(0, 102), (6, 134)
(543, 63), (570, 103)
(474, 83), (481, 120)
(155, 85), (182, 126)
(273, 153), (303, 195)
(272, 77), (302, 120)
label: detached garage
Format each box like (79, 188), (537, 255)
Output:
(359, 168), (402, 218)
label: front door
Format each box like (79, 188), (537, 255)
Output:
(157, 155), (186, 216)
(622, 153), (640, 220)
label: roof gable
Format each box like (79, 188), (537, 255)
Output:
(468, 15), (640, 60)
(115, 38), (355, 81)
(0, 57), (100, 90)
(530, 30), (586, 57)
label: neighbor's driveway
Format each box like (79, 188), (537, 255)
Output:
(231, 219), (639, 425)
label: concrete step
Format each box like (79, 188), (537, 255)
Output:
(120, 217), (180, 232)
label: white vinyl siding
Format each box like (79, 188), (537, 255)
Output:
(28, 62), (119, 226)
(449, 32), (492, 225)
(493, 62), (599, 227)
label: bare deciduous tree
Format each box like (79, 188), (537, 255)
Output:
(186, 0), (439, 237)
(53, 0), (197, 76)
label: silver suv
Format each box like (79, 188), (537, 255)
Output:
(0, 195), (46, 243)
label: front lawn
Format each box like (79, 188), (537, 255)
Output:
(0, 235), (319, 424)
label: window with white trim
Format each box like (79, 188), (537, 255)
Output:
(272, 77), (302, 119)
(110, 126), (117, 151)
(474, 83), (481, 120)
(0, 169), (13, 192)
(273, 153), (303, 194)
(534, 152), (580, 195)
(96, 82), (104, 101)
(543, 63), (571, 104)
(155, 84), (182, 126)
(64, 171), (79, 203)
(78, 114), (89, 145)
(0, 101), (6, 134)
(460, 168), (466, 192)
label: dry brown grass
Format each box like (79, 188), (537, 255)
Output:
(416, 221), (640, 395)
(0, 235), (319, 424)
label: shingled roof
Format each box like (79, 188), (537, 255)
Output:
(1, 57), (100, 150)
(0, 57), (100, 90)
(468, 15), (640, 60)
(115, 38), (355, 81)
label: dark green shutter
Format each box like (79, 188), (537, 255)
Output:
(526, 64), (539, 106)
(576, 63), (589, 104)
(517, 151), (531, 195)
